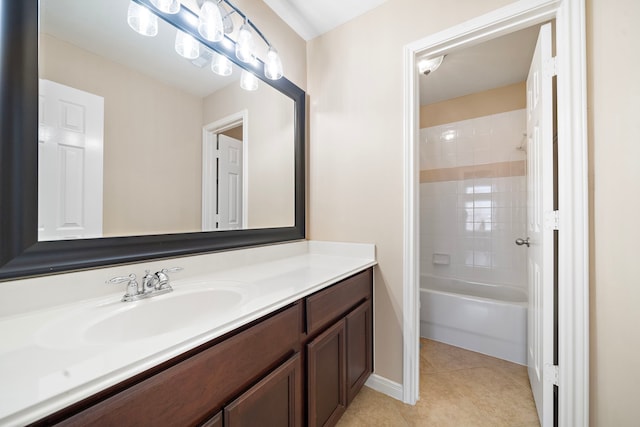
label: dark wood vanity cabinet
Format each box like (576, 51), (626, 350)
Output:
(37, 268), (373, 427)
(306, 269), (373, 427)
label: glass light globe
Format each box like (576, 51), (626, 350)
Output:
(235, 23), (255, 63)
(198, 0), (224, 42)
(175, 30), (200, 59)
(264, 47), (283, 80)
(127, 1), (158, 37)
(211, 52), (233, 76)
(240, 70), (258, 91)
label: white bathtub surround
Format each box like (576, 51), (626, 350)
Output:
(420, 275), (527, 365)
(0, 240), (376, 426)
(419, 109), (527, 289)
(420, 176), (527, 287)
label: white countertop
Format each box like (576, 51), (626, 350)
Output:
(0, 241), (376, 426)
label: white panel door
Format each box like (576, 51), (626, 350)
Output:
(217, 134), (243, 230)
(525, 23), (554, 426)
(38, 79), (104, 240)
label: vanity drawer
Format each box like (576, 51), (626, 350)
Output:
(55, 303), (302, 427)
(306, 269), (372, 337)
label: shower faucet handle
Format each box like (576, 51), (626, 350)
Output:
(515, 237), (530, 247)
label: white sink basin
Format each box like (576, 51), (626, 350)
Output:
(85, 288), (245, 343)
(36, 286), (247, 348)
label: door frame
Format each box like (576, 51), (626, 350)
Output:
(202, 110), (249, 231)
(402, 0), (588, 425)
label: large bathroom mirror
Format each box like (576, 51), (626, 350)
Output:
(0, 0), (305, 280)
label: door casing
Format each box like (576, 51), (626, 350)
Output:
(202, 110), (249, 231)
(398, 0), (589, 425)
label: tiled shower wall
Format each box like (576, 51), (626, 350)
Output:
(420, 109), (528, 289)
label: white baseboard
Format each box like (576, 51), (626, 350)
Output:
(365, 374), (404, 401)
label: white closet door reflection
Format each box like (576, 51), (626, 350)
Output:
(38, 79), (104, 241)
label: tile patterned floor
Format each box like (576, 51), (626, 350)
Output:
(337, 339), (540, 427)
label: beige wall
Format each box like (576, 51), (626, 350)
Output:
(40, 34), (203, 236)
(203, 82), (295, 228)
(587, 0), (640, 424)
(420, 81), (526, 128)
(307, 0), (516, 384)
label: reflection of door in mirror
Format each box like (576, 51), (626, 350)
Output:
(202, 115), (247, 232)
(38, 79), (104, 241)
(217, 134), (243, 230)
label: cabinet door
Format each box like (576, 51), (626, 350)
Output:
(225, 353), (302, 427)
(201, 411), (223, 427)
(307, 319), (346, 427)
(346, 301), (372, 405)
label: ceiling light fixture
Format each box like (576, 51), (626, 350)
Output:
(418, 55), (445, 75)
(127, 0), (285, 91)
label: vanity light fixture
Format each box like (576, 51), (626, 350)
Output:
(211, 52), (233, 76)
(240, 69), (259, 91)
(127, 0), (286, 91)
(127, 1), (158, 37)
(150, 0), (180, 14)
(175, 29), (200, 59)
(418, 55), (445, 75)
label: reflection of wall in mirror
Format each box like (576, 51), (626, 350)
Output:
(203, 81), (295, 229)
(221, 125), (243, 141)
(39, 33), (203, 237)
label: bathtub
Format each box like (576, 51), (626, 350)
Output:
(420, 275), (527, 365)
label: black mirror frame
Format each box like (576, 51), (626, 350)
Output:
(0, 0), (306, 281)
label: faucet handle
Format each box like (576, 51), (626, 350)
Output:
(155, 267), (183, 289)
(106, 274), (139, 298)
(105, 273), (137, 285)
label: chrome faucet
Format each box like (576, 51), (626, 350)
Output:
(107, 267), (183, 302)
(142, 270), (159, 293)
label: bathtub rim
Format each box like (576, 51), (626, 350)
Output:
(419, 274), (528, 305)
